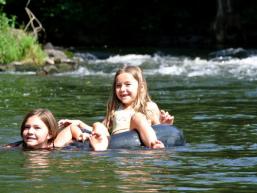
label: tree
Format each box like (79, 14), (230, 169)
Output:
(212, 0), (243, 45)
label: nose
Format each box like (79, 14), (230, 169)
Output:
(27, 127), (35, 134)
(120, 84), (126, 91)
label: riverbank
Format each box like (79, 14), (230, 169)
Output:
(0, 43), (85, 75)
(0, 44), (254, 76)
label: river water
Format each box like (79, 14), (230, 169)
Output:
(0, 48), (257, 192)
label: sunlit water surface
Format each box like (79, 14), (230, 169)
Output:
(0, 48), (257, 192)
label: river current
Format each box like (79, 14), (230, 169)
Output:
(0, 48), (257, 192)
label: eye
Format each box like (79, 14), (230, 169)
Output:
(34, 126), (41, 130)
(116, 83), (122, 88)
(24, 125), (31, 129)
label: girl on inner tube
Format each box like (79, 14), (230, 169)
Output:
(88, 65), (174, 150)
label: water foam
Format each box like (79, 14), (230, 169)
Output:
(9, 48), (257, 80)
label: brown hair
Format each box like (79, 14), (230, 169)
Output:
(20, 109), (59, 143)
(104, 65), (152, 129)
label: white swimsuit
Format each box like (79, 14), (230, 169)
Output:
(111, 107), (135, 135)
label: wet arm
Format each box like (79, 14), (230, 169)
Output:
(131, 112), (164, 148)
(54, 124), (89, 147)
(58, 119), (93, 132)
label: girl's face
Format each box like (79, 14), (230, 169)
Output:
(22, 115), (51, 149)
(115, 72), (139, 108)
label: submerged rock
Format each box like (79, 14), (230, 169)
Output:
(208, 48), (249, 60)
(4, 42), (82, 75)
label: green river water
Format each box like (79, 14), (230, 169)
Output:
(0, 49), (257, 192)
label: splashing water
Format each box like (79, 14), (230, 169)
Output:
(62, 48), (257, 80)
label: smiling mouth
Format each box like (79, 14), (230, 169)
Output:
(120, 94), (130, 98)
(25, 137), (37, 141)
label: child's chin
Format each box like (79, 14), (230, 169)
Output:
(120, 99), (132, 105)
(25, 141), (37, 148)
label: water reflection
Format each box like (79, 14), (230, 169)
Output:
(1, 68), (257, 192)
(110, 149), (177, 192)
(22, 150), (51, 181)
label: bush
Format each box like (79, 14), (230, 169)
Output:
(0, 12), (46, 65)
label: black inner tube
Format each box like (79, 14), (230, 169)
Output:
(70, 124), (185, 150)
(108, 124), (185, 149)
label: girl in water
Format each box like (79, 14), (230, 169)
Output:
(89, 65), (174, 151)
(7, 108), (91, 149)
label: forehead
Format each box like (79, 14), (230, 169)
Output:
(26, 115), (45, 126)
(116, 72), (137, 82)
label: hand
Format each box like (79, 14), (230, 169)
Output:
(58, 119), (82, 128)
(160, 110), (174, 125)
(78, 133), (90, 142)
(151, 140), (165, 149)
(58, 119), (73, 129)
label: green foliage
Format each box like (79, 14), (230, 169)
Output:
(0, 32), (19, 63)
(64, 50), (74, 58)
(20, 35), (46, 64)
(0, 12), (13, 30)
(0, 0), (5, 5)
(0, 13), (46, 65)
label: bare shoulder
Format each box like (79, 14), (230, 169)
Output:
(146, 101), (161, 124)
(146, 101), (160, 112)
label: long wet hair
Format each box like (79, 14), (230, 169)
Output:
(20, 109), (59, 145)
(104, 66), (152, 129)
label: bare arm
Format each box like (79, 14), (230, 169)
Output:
(130, 112), (164, 149)
(53, 124), (90, 148)
(58, 119), (93, 132)
(3, 140), (23, 148)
